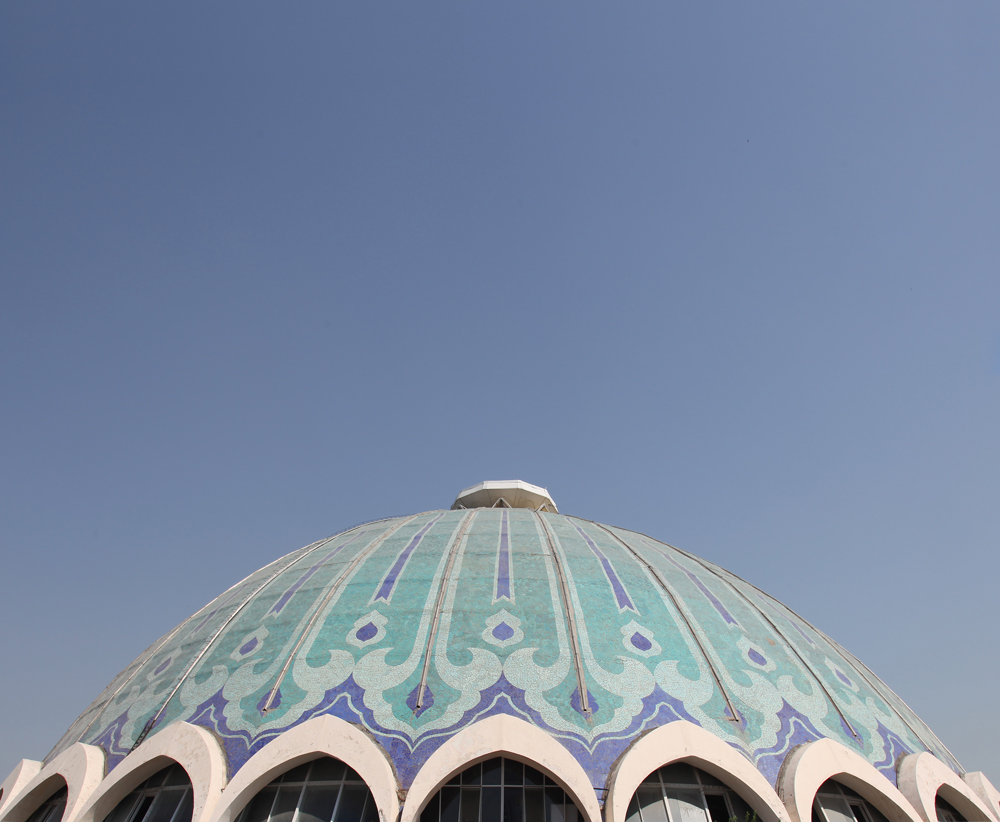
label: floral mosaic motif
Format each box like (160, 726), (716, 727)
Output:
(347, 611), (387, 649)
(48, 509), (962, 796)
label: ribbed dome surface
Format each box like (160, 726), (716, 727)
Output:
(47, 509), (960, 792)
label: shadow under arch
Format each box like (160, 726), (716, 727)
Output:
(778, 738), (920, 822)
(72, 722), (226, 822)
(399, 715), (601, 822)
(897, 753), (996, 822)
(209, 714), (398, 822)
(1, 744), (106, 822)
(604, 720), (788, 822)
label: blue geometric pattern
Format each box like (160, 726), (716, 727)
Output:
(45, 510), (962, 793)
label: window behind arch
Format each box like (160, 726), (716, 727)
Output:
(235, 758), (377, 822)
(26, 787), (68, 822)
(102, 765), (193, 822)
(420, 757), (582, 822)
(626, 762), (754, 822)
(812, 781), (889, 822)
(934, 796), (967, 822)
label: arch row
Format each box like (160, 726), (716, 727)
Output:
(1, 719), (997, 822)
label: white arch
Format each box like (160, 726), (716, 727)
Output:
(209, 715), (398, 822)
(778, 738), (921, 822)
(400, 715), (601, 822)
(0, 761), (43, 819)
(71, 722), (227, 822)
(897, 754), (995, 822)
(964, 774), (1000, 822)
(605, 720), (788, 822)
(0, 745), (105, 822)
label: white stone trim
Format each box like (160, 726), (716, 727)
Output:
(400, 715), (601, 822)
(0, 745), (105, 822)
(0, 761), (43, 819)
(605, 720), (788, 822)
(71, 723), (227, 822)
(964, 774), (1000, 822)
(209, 715), (398, 822)
(897, 754), (995, 822)
(778, 739), (920, 822)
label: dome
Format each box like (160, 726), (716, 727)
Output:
(3, 483), (996, 822)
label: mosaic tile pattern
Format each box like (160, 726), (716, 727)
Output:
(45, 510), (962, 793)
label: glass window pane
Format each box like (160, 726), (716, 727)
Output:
(461, 789), (481, 822)
(133, 795), (157, 822)
(638, 790), (668, 822)
(524, 768), (544, 789)
(145, 771), (169, 790)
(283, 765), (311, 785)
(505, 763), (524, 787)
(525, 789), (544, 822)
(698, 772), (724, 788)
(563, 801), (577, 822)
(665, 789), (708, 822)
(464, 765), (482, 787)
(310, 760), (346, 783)
(104, 793), (141, 822)
(271, 787), (303, 822)
(482, 760), (502, 787)
(164, 768), (190, 788)
(344, 769), (362, 784)
(299, 786), (340, 822)
(360, 796), (378, 822)
(170, 790), (193, 822)
(243, 788), (278, 822)
(625, 795), (642, 822)
(447, 775), (462, 787)
(482, 788), (502, 822)
(441, 788), (461, 822)
(334, 788), (370, 822)
(45, 796), (69, 822)
(815, 793), (855, 822)
(704, 795), (729, 822)
(727, 791), (753, 822)
(864, 802), (889, 822)
(660, 765), (697, 786)
(544, 789), (565, 822)
(504, 788), (523, 822)
(421, 792), (440, 822)
(641, 772), (661, 787)
(143, 791), (182, 822)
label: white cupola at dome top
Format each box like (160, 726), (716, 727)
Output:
(451, 480), (558, 512)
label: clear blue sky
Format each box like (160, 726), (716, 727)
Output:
(2, 2), (998, 785)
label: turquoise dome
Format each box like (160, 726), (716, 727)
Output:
(44, 507), (960, 795)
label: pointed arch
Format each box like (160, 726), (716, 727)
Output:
(605, 720), (788, 822)
(964, 774), (1000, 822)
(1, 745), (105, 822)
(897, 753), (995, 822)
(400, 715), (601, 822)
(778, 738), (920, 822)
(72, 722), (226, 822)
(209, 715), (398, 822)
(0, 761), (43, 819)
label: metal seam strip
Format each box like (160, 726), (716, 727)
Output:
(534, 511), (591, 716)
(586, 519), (742, 724)
(260, 513), (422, 713)
(666, 542), (861, 740)
(415, 510), (477, 709)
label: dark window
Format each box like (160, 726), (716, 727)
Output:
(421, 758), (581, 822)
(935, 796), (967, 822)
(26, 787), (68, 822)
(101, 765), (192, 822)
(234, 758), (377, 822)
(813, 781), (889, 822)
(625, 764), (754, 822)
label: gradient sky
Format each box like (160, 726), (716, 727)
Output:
(2, 2), (999, 786)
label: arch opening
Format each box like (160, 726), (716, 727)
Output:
(419, 757), (583, 822)
(812, 781), (891, 822)
(624, 762), (756, 822)
(233, 757), (378, 822)
(25, 786), (68, 822)
(934, 796), (967, 822)
(101, 765), (193, 822)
